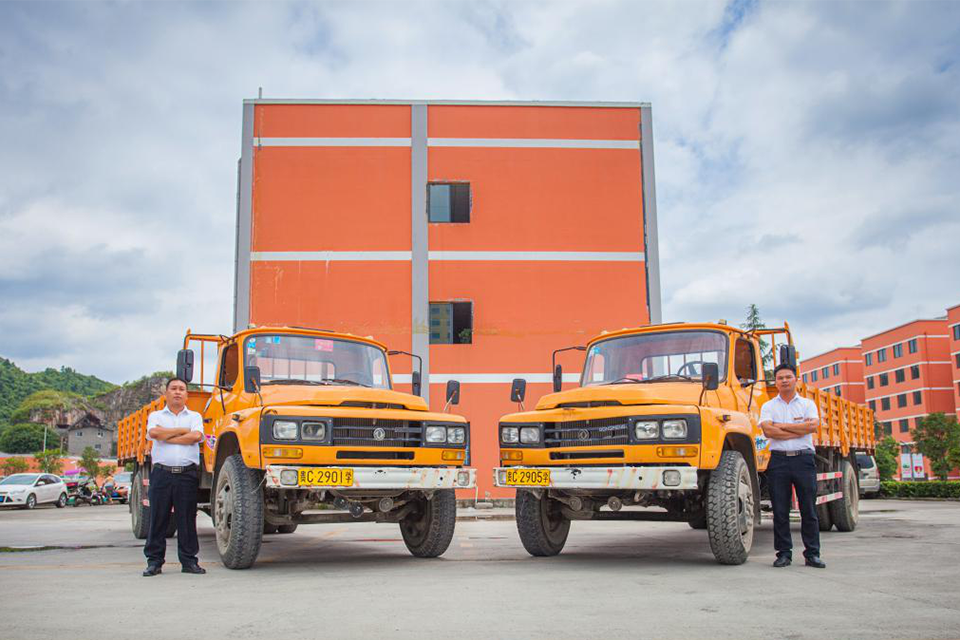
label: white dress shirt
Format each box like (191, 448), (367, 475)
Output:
(759, 392), (820, 452)
(147, 405), (203, 466)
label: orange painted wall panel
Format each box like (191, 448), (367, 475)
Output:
(428, 105), (640, 140)
(255, 104), (410, 138)
(250, 261), (412, 359)
(252, 147), (411, 251)
(428, 261), (648, 373)
(428, 147), (643, 251)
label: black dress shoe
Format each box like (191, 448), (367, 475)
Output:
(805, 556), (826, 569)
(773, 555), (792, 568)
(181, 564), (206, 574)
(142, 565), (162, 577)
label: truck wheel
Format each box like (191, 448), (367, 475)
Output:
(706, 450), (755, 565)
(130, 469), (150, 540)
(688, 511), (707, 530)
(828, 459), (859, 532)
(515, 489), (570, 557)
(263, 523), (279, 534)
(277, 524), (298, 534)
(400, 489), (456, 558)
(817, 503), (833, 531)
(214, 454), (264, 569)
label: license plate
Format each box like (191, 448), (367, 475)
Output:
(298, 468), (354, 487)
(506, 469), (551, 486)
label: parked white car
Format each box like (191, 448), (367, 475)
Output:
(0, 473), (68, 509)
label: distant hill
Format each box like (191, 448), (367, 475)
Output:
(0, 357), (117, 427)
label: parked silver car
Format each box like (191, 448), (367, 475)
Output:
(0, 473), (69, 509)
(857, 454), (881, 497)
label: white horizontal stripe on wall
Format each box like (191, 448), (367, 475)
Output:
(865, 387), (955, 402)
(251, 251), (412, 261)
(862, 360), (953, 378)
(428, 251), (644, 262)
(427, 138), (639, 149)
(863, 335), (949, 357)
(254, 137), (412, 147)
(427, 373), (582, 384)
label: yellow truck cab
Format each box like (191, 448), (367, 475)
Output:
(118, 326), (475, 569)
(494, 321), (874, 565)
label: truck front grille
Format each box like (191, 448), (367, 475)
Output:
(544, 417), (631, 448)
(331, 419), (423, 448)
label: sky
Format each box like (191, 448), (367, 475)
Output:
(1, 0), (958, 383)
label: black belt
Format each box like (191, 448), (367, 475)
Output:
(771, 450), (814, 457)
(154, 463), (198, 473)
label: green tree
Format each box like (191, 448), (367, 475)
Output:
(911, 413), (960, 480)
(875, 436), (899, 481)
(740, 304), (773, 372)
(78, 446), (102, 479)
(0, 423), (56, 454)
(1, 456), (30, 475)
(34, 448), (64, 475)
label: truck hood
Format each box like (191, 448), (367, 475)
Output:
(536, 382), (708, 410)
(255, 385), (429, 412)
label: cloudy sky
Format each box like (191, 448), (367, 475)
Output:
(1, 0), (958, 383)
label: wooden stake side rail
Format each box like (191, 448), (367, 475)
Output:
(116, 392), (211, 465)
(800, 383), (875, 456)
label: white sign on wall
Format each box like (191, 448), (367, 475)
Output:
(900, 453), (913, 480)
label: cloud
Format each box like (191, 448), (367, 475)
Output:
(0, 0), (958, 381)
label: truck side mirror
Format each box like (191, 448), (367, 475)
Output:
(553, 365), (562, 393)
(411, 370), (422, 397)
(445, 379), (461, 406)
(510, 378), (527, 403)
(176, 349), (194, 383)
(779, 344), (797, 370)
(243, 366), (261, 394)
(702, 362), (720, 391)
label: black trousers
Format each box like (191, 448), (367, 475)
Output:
(143, 465), (200, 567)
(767, 452), (821, 559)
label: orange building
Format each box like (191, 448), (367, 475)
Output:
(799, 346), (865, 403)
(233, 99), (661, 498)
(949, 304), (960, 422)
(862, 318), (954, 452)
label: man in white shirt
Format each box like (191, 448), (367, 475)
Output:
(142, 378), (206, 576)
(759, 363), (826, 569)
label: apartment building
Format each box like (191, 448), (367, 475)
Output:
(799, 346), (865, 403)
(233, 99), (661, 498)
(949, 304), (960, 422)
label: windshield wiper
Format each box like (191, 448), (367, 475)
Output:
(601, 374), (698, 386)
(325, 378), (369, 388)
(262, 378), (370, 388)
(261, 379), (326, 386)
(602, 377), (649, 385)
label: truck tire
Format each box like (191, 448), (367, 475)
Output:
(706, 450), (755, 565)
(400, 490), (456, 558)
(213, 454), (264, 569)
(130, 469), (150, 540)
(263, 523), (279, 534)
(828, 458), (859, 532)
(817, 503), (833, 531)
(688, 511), (708, 530)
(515, 489), (570, 557)
(277, 524), (298, 534)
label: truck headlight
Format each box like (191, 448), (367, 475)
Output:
(501, 427), (519, 444)
(425, 426), (447, 443)
(520, 427), (540, 444)
(634, 420), (658, 439)
(301, 421), (327, 441)
(273, 420), (298, 440)
(662, 419), (688, 439)
(448, 427), (466, 444)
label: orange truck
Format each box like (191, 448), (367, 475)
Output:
(117, 326), (475, 569)
(494, 321), (875, 564)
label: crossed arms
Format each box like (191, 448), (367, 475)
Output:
(148, 426), (203, 445)
(760, 419), (819, 440)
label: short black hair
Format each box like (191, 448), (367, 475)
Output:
(774, 363), (797, 377)
(166, 377), (189, 390)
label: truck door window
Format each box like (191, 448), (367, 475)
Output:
(734, 339), (757, 384)
(219, 343), (239, 388)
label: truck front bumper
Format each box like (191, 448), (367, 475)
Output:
(493, 466), (699, 490)
(264, 466), (476, 490)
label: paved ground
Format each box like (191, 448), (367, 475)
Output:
(1, 499), (959, 640)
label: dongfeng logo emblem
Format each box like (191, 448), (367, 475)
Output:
(373, 428), (386, 441)
(577, 429), (590, 440)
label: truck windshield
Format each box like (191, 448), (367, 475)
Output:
(581, 330), (729, 386)
(244, 334), (391, 389)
